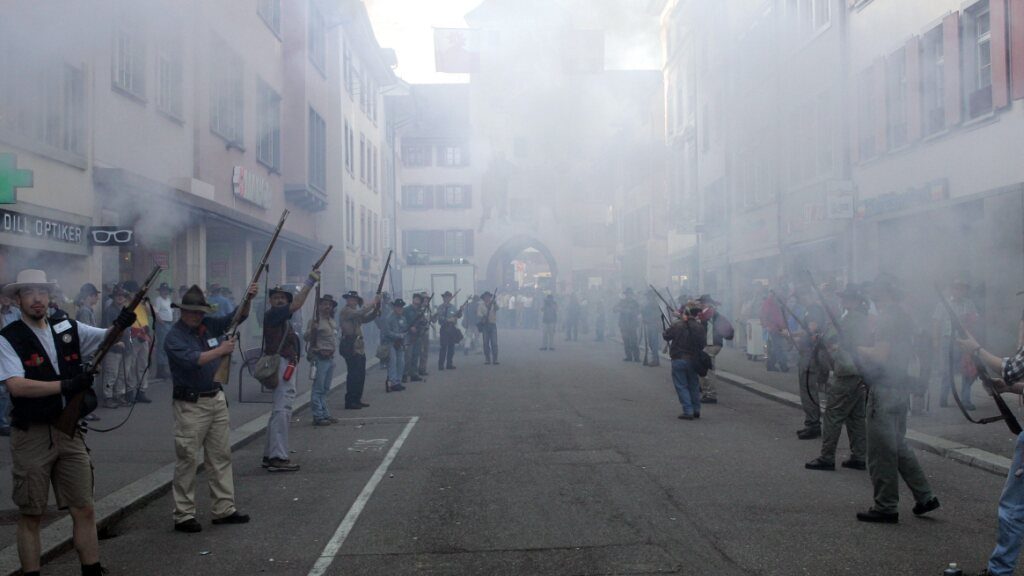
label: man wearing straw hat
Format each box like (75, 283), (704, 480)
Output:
(0, 269), (136, 576)
(165, 282), (258, 533)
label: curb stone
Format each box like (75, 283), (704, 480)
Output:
(0, 359), (379, 576)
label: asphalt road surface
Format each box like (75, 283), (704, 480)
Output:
(48, 330), (1011, 575)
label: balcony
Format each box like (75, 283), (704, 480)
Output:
(285, 184), (328, 212)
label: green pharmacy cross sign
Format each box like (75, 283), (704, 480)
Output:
(0, 153), (33, 204)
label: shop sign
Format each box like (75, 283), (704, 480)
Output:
(232, 167), (270, 209)
(859, 178), (949, 218)
(0, 153), (33, 204)
(0, 207), (83, 244)
(88, 226), (135, 246)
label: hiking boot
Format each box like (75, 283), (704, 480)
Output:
(446, 365), (455, 369)
(261, 457), (270, 469)
(419, 370), (429, 376)
(805, 458), (835, 471)
(134, 391), (152, 404)
(693, 412), (701, 419)
(313, 419), (332, 426)
(913, 497), (940, 516)
(212, 511), (250, 525)
(344, 404), (363, 410)
(678, 413), (694, 420)
(856, 509), (898, 524)
(390, 384), (406, 392)
(266, 458), (300, 472)
(797, 428), (821, 440)
(174, 518), (203, 533)
(410, 375), (423, 382)
(841, 459), (867, 471)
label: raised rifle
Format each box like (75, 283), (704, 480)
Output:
(213, 210), (290, 386)
(934, 283), (1022, 435)
(649, 285), (674, 328)
(308, 282), (321, 381)
(375, 250), (393, 308)
(477, 289), (499, 330)
(805, 270), (873, 390)
(55, 265), (162, 437)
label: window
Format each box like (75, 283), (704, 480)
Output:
(258, 0), (281, 37)
(964, 1), (993, 118)
(438, 143), (468, 167)
(921, 26), (945, 136)
(308, 107), (326, 191)
(343, 44), (353, 96)
(210, 37), (244, 146)
(404, 230), (445, 256)
(256, 80), (281, 171)
(443, 185), (472, 209)
(402, 186), (433, 210)
(368, 79), (378, 123)
(402, 140), (431, 167)
(360, 206), (366, 252)
(308, 0), (326, 75)
(344, 120), (354, 174)
(155, 39), (183, 119)
(0, 58), (86, 160)
(371, 146), (378, 191)
(798, 102), (814, 181)
(359, 133), (366, 182)
(886, 49), (907, 150)
(445, 230), (474, 257)
(112, 25), (146, 100)
(345, 197), (356, 245)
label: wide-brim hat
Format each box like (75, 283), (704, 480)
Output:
(268, 285), (294, 303)
(442, 291), (454, 298)
(481, 291), (493, 299)
(157, 282), (171, 293)
(697, 294), (720, 306)
(3, 269), (59, 297)
(392, 298), (406, 307)
(319, 294), (339, 308)
(342, 290), (360, 301)
(171, 285), (214, 313)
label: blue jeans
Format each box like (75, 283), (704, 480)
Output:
(388, 344), (405, 383)
(310, 356), (335, 421)
(671, 359), (701, 416)
(988, 432), (1024, 574)
(0, 383), (9, 429)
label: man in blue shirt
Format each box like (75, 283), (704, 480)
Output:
(164, 282), (257, 534)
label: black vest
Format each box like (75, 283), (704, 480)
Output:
(0, 318), (84, 428)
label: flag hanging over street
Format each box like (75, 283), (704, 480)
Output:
(434, 28), (481, 73)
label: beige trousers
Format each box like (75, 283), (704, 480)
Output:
(172, 391), (236, 523)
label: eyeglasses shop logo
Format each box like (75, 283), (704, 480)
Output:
(89, 226), (134, 246)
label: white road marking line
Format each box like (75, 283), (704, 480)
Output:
(307, 416), (420, 576)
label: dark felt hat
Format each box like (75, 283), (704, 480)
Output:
(172, 285), (214, 313)
(442, 291), (454, 298)
(157, 282), (171, 292)
(319, 294), (339, 308)
(268, 285), (294, 303)
(391, 298), (406, 307)
(78, 283), (100, 297)
(342, 290), (360, 301)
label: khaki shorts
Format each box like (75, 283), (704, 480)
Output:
(10, 425), (94, 515)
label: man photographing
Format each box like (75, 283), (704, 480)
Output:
(0, 269), (136, 576)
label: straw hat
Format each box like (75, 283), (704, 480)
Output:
(3, 270), (58, 297)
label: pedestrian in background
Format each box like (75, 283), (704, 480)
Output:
(101, 285), (130, 408)
(121, 280), (153, 404)
(0, 287), (23, 435)
(614, 288), (641, 362)
(339, 291), (380, 408)
(383, 299), (408, 392)
(641, 292), (662, 367)
(541, 294), (557, 351)
(565, 294), (581, 341)
(697, 294), (731, 404)
(74, 283), (103, 422)
(153, 283), (174, 380)
(477, 292), (500, 365)
(463, 295), (480, 355)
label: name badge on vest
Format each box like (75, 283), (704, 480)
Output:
(53, 320), (72, 335)
(207, 338), (219, 348)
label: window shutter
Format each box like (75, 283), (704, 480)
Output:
(906, 36), (922, 142)
(874, 58), (887, 152)
(1011, 0), (1024, 99)
(993, 0), (1011, 108)
(943, 11), (962, 126)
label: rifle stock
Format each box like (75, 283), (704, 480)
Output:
(55, 265), (162, 437)
(213, 210), (290, 385)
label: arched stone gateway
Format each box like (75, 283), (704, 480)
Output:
(484, 235), (559, 291)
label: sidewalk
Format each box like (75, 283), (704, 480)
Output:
(713, 345), (1018, 475)
(0, 353), (379, 575)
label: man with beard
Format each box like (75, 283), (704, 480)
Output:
(0, 269), (135, 576)
(261, 272), (317, 473)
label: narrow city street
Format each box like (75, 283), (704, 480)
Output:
(44, 331), (1007, 575)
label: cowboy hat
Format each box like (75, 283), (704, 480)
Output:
(697, 294), (721, 306)
(268, 285), (294, 303)
(157, 282), (171, 292)
(319, 294), (339, 308)
(391, 298), (406, 307)
(442, 291), (454, 298)
(171, 285), (215, 313)
(77, 282), (100, 297)
(3, 269), (58, 297)
(342, 290), (361, 301)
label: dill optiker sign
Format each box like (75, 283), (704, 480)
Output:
(0, 207), (84, 245)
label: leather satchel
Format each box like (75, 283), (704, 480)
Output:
(255, 324), (291, 389)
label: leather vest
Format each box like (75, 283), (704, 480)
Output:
(0, 319), (84, 428)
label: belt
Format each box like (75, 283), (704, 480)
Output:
(198, 387), (223, 398)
